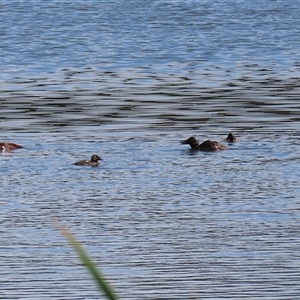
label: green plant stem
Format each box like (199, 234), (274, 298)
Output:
(59, 225), (119, 300)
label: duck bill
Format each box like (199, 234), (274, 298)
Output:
(180, 139), (188, 144)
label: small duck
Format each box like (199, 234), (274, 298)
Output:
(181, 136), (226, 151)
(73, 154), (102, 167)
(0, 142), (22, 151)
(224, 132), (239, 143)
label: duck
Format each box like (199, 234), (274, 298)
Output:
(73, 154), (102, 167)
(224, 132), (239, 143)
(181, 136), (226, 151)
(0, 142), (22, 151)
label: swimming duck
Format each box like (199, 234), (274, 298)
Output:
(0, 142), (22, 151)
(224, 132), (239, 143)
(181, 136), (226, 151)
(73, 154), (102, 167)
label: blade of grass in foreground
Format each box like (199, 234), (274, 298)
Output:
(59, 225), (119, 300)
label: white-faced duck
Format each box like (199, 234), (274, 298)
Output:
(224, 132), (239, 143)
(0, 142), (22, 151)
(73, 154), (102, 167)
(181, 136), (226, 151)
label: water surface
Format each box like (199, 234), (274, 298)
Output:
(1, 1), (300, 299)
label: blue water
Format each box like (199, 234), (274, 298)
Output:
(1, 1), (300, 299)
(1, 0), (300, 74)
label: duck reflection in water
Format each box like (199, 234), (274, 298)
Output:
(181, 136), (226, 151)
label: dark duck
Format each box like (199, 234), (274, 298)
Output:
(73, 154), (102, 167)
(224, 132), (239, 143)
(181, 136), (226, 151)
(0, 142), (22, 151)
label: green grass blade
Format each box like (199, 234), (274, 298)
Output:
(60, 226), (119, 300)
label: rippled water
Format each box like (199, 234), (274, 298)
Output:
(1, 1), (300, 299)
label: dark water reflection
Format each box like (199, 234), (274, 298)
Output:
(1, 68), (300, 299)
(2, 66), (300, 138)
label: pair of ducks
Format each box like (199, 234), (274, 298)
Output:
(1, 132), (237, 167)
(181, 132), (238, 150)
(0, 141), (102, 167)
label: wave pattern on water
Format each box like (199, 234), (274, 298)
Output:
(1, 0), (300, 299)
(1, 67), (300, 139)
